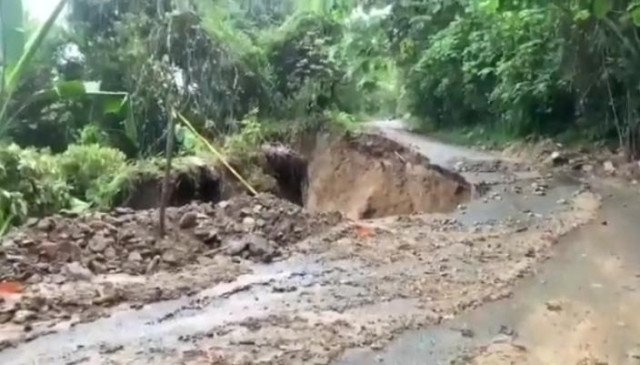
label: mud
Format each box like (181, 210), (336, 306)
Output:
(0, 123), (610, 365)
(0, 194), (341, 329)
(121, 158), (224, 210)
(305, 134), (472, 219)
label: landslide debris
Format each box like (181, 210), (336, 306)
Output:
(0, 194), (341, 282)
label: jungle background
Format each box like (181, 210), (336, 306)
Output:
(0, 0), (637, 232)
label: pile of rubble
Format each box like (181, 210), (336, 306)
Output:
(0, 194), (342, 283)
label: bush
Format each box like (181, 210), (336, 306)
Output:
(403, 5), (573, 137)
(0, 144), (71, 223)
(58, 144), (128, 203)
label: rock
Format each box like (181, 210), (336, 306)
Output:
(104, 246), (117, 260)
(194, 228), (219, 244)
(604, 160), (616, 174)
(89, 234), (113, 253)
(556, 199), (568, 205)
(12, 310), (36, 324)
(39, 241), (60, 259)
(128, 251), (143, 262)
(545, 300), (562, 312)
(114, 207), (134, 216)
(628, 347), (640, 360)
(63, 262), (94, 282)
(36, 218), (55, 232)
(179, 212), (198, 229)
(145, 255), (160, 274)
(225, 238), (248, 256)
(89, 260), (107, 274)
(582, 164), (594, 173)
(491, 334), (514, 344)
(242, 217), (256, 230)
(161, 251), (178, 264)
(100, 344), (124, 355)
(545, 151), (568, 166)
(0, 313), (12, 324)
(272, 285), (298, 293)
(460, 328), (475, 338)
(247, 234), (271, 257)
(26, 274), (43, 284)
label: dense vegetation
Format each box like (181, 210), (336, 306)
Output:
(0, 0), (638, 232)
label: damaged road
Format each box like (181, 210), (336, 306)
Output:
(0, 121), (611, 364)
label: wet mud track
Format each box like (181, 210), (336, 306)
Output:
(0, 121), (610, 364)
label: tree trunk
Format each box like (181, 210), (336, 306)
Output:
(158, 107), (175, 236)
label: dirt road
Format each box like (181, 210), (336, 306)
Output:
(1, 121), (633, 365)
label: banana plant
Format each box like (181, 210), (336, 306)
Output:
(0, 0), (68, 135)
(0, 0), (138, 151)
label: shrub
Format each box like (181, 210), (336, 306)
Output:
(0, 144), (71, 223)
(58, 144), (127, 203)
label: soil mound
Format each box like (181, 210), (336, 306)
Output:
(0, 194), (341, 282)
(305, 134), (472, 219)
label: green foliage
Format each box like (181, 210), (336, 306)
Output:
(58, 144), (127, 203)
(0, 0), (68, 136)
(224, 109), (265, 160)
(0, 144), (70, 225)
(394, 0), (640, 155)
(403, 4), (571, 136)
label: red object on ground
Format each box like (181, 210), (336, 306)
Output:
(355, 225), (376, 239)
(0, 282), (24, 295)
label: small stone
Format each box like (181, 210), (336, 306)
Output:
(247, 235), (271, 257)
(604, 160), (616, 174)
(161, 251), (178, 264)
(194, 228), (219, 244)
(128, 251), (143, 262)
(36, 218), (55, 232)
(145, 255), (160, 274)
(89, 260), (107, 274)
(100, 344), (124, 355)
(26, 274), (43, 284)
(39, 241), (60, 259)
(179, 212), (198, 229)
(546, 151), (568, 166)
(104, 246), (117, 260)
(114, 207), (134, 216)
(545, 300), (562, 312)
(628, 347), (640, 359)
(556, 199), (568, 205)
(89, 234), (113, 253)
(225, 238), (248, 256)
(460, 328), (475, 338)
(63, 262), (94, 282)
(12, 310), (36, 324)
(242, 217), (256, 230)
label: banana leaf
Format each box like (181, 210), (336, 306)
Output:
(0, 0), (68, 134)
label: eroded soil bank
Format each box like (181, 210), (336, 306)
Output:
(0, 127), (605, 365)
(265, 133), (472, 220)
